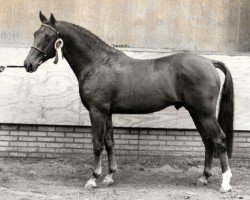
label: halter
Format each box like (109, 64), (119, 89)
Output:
(31, 24), (59, 61)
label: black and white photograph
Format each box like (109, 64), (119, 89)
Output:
(0, 0), (249, 199)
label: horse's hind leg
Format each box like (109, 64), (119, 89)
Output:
(102, 114), (117, 185)
(196, 115), (232, 192)
(190, 114), (214, 184)
(198, 138), (214, 184)
(84, 107), (106, 188)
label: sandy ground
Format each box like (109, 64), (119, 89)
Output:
(0, 155), (249, 200)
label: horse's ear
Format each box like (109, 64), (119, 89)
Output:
(39, 11), (47, 23)
(50, 13), (56, 25)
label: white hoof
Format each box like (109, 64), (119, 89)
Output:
(102, 174), (114, 185)
(219, 184), (232, 193)
(197, 176), (208, 185)
(84, 177), (97, 189)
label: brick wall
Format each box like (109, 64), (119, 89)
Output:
(0, 124), (249, 159)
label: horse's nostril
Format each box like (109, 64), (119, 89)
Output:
(25, 63), (33, 72)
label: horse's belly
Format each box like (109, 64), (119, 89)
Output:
(112, 104), (172, 114)
(112, 92), (175, 114)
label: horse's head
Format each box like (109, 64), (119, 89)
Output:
(24, 11), (59, 72)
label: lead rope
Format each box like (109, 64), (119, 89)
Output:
(54, 38), (64, 64)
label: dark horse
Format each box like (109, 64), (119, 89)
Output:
(24, 12), (234, 192)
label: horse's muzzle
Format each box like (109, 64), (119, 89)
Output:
(24, 62), (39, 73)
(24, 62), (33, 72)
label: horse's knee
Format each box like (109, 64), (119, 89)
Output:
(93, 142), (104, 156)
(105, 138), (114, 147)
(105, 136), (114, 153)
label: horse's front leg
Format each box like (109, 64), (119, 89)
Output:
(84, 107), (106, 189)
(102, 114), (117, 185)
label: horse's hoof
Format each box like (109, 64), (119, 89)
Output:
(84, 178), (97, 189)
(102, 174), (114, 186)
(219, 185), (232, 193)
(197, 176), (208, 185)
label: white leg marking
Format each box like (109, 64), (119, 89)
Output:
(102, 173), (114, 185)
(220, 169), (232, 193)
(198, 176), (208, 185)
(84, 177), (97, 189)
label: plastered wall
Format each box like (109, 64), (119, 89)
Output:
(0, 0), (249, 52)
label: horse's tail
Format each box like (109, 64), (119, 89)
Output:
(213, 61), (234, 158)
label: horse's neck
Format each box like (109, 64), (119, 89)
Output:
(57, 22), (125, 80)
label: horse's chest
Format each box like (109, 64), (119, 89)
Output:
(78, 83), (95, 110)
(79, 91), (90, 110)
(78, 81), (111, 111)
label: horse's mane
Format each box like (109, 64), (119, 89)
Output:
(59, 21), (118, 53)
(63, 21), (107, 44)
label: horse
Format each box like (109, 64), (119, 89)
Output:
(24, 12), (234, 192)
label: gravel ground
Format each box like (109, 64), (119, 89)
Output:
(0, 156), (249, 200)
